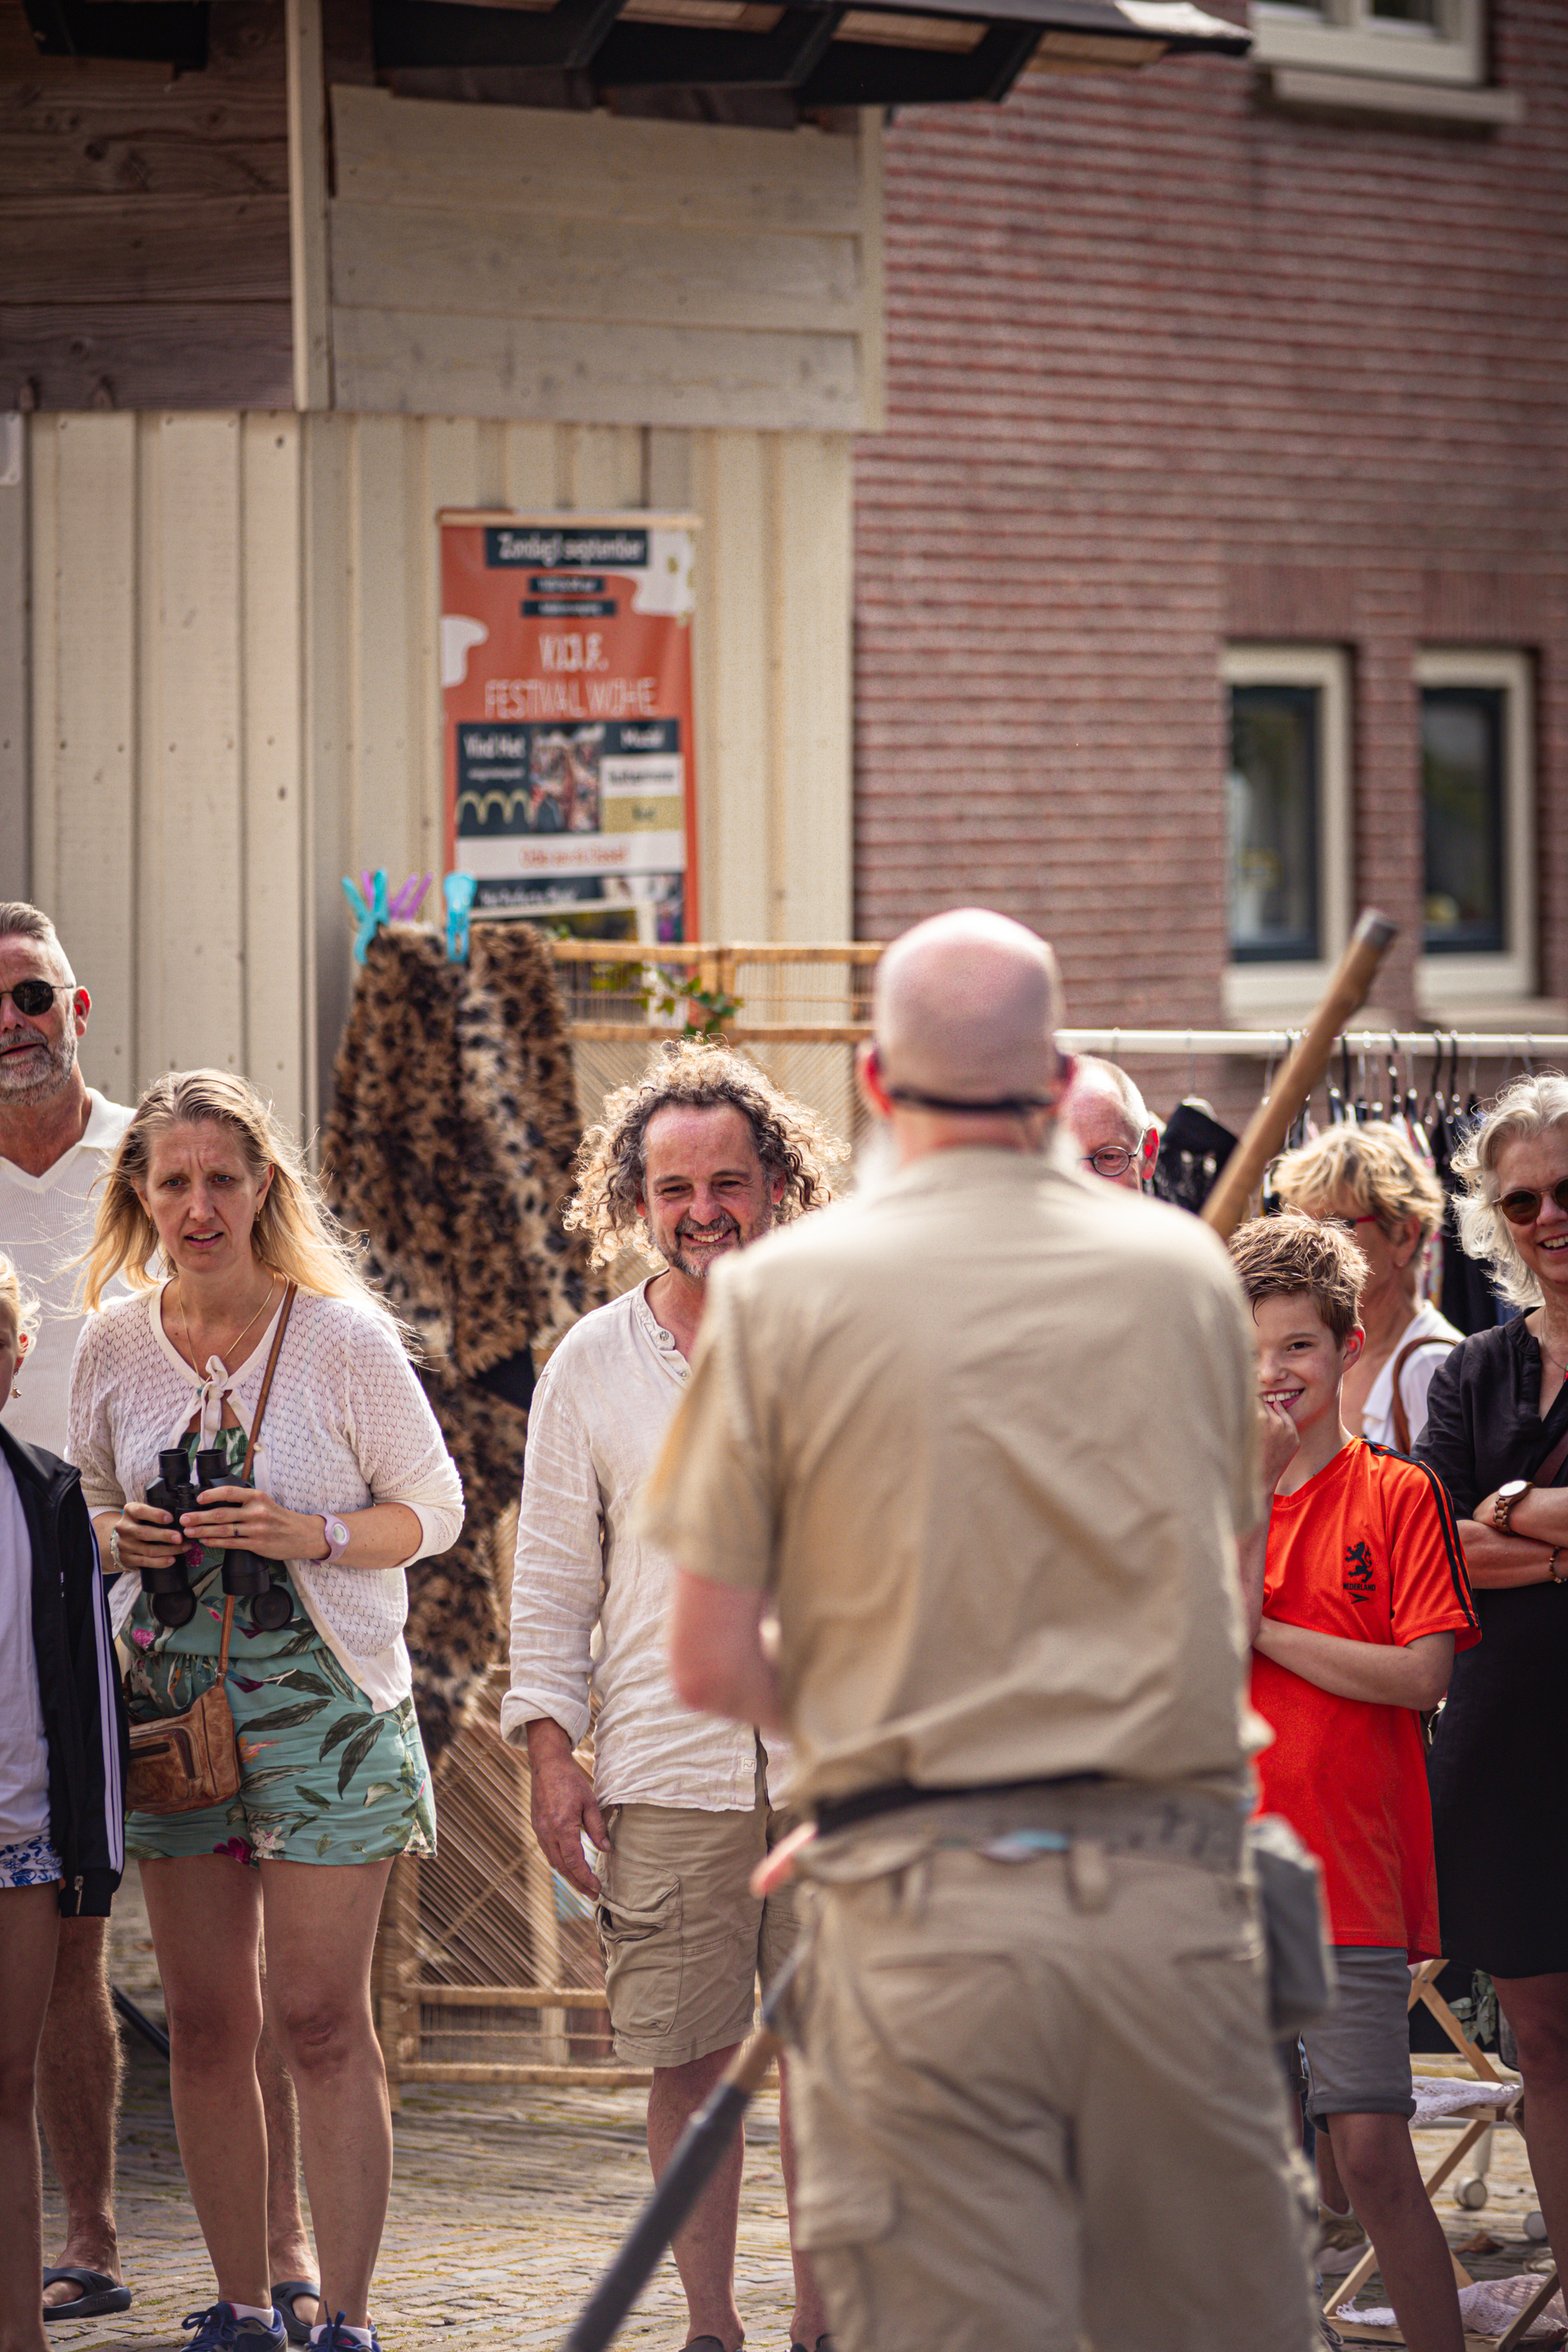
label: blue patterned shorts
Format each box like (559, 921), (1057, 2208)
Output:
(0, 1832), (63, 1889)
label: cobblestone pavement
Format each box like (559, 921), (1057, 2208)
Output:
(43, 1886), (797, 2352)
(40, 1890), (1559, 2352)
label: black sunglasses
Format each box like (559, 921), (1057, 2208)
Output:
(1498, 1179), (1568, 1229)
(0, 980), (71, 1018)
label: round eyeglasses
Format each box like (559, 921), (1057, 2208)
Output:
(0, 981), (71, 1018)
(1498, 1179), (1568, 1229)
(1084, 1145), (1138, 1179)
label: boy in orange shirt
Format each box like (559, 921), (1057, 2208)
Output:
(1230, 1214), (1478, 2352)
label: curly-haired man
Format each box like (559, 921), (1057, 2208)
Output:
(503, 1039), (842, 2352)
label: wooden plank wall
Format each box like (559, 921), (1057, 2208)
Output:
(27, 410), (307, 1123)
(325, 88), (884, 434)
(23, 409), (852, 1124)
(0, 0), (292, 411)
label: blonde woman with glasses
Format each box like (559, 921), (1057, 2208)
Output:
(66, 1073), (462, 2352)
(1273, 1120), (1461, 1454)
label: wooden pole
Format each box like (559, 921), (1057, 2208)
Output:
(1200, 909), (1397, 1243)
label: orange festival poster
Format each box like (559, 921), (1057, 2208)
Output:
(440, 510), (699, 940)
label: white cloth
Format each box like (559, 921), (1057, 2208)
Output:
(67, 1285), (464, 1710)
(0, 1453), (51, 1846)
(1343, 2278), (1564, 2339)
(1359, 1299), (1463, 1451)
(503, 1280), (789, 1810)
(1409, 2071), (1520, 2125)
(0, 1091), (135, 1452)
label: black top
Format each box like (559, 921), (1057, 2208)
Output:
(0, 1421), (127, 1918)
(1416, 1316), (1568, 1515)
(1415, 1319), (1568, 1976)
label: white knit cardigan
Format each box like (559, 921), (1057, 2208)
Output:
(67, 1285), (464, 1711)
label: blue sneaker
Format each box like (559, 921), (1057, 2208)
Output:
(183, 2303), (287, 2352)
(311, 2315), (382, 2352)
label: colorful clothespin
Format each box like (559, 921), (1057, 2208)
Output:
(387, 873), (433, 924)
(443, 873), (477, 964)
(340, 869), (388, 965)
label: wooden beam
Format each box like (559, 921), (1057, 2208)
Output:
(330, 307), (863, 432)
(0, 302), (292, 413)
(0, 82), (288, 198)
(286, 0), (333, 410)
(0, 195), (291, 306)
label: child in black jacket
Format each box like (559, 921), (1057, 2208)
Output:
(0, 1254), (126, 2352)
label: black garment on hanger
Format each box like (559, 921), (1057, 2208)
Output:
(1152, 1101), (1240, 1216)
(1428, 1099), (1503, 1338)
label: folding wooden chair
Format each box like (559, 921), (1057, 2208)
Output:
(1326, 1962), (1562, 2351)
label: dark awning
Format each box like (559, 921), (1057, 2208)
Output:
(27, 0), (1247, 103)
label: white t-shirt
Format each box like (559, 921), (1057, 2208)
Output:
(1360, 1297), (1464, 1452)
(1, 1091), (135, 1453)
(0, 1451), (50, 1847)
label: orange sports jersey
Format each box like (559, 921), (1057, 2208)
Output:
(1250, 1439), (1479, 1959)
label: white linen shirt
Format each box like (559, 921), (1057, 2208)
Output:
(1359, 1298), (1464, 1452)
(67, 1285), (464, 1711)
(502, 1279), (789, 1811)
(1, 1090), (136, 1453)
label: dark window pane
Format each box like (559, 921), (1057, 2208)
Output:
(1423, 687), (1504, 955)
(1368, 0), (1439, 20)
(1229, 684), (1321, 963)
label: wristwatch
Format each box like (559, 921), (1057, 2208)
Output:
(318, 1514), (351, 1565)
(1494, 1479), (1531, 1534)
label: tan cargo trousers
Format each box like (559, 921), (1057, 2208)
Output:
(786, 1808), (1319, 2352)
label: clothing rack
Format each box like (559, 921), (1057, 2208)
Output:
(1056, 1031), (1568, 1061)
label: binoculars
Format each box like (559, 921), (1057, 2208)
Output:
(141, 1450), (293, 1632)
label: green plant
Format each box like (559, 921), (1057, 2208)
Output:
(590, 962), (742, 1037)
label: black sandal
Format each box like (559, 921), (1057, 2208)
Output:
(43, 2268), (132, 2322)
(271, 2281), (321, 2346)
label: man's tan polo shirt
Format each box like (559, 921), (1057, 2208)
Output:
(644, 1145), (1266, 1809)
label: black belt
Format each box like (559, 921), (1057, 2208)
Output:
(813, 1773), (1108, 1840)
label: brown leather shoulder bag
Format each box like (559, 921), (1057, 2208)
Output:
(126, 1283), (297, 1817)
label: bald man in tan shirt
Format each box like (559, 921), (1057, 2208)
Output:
(652, 910), (1318, 2352)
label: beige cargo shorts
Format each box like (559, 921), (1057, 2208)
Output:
(785, 1788), (1319, 2352)
(597, 1757), (799, 2067)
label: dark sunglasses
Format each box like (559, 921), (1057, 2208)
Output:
(0, 980), (71, 1018)
(1498, 1179), (1568, 1229)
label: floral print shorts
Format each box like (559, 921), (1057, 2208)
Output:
(124, 1618), (437, 1868)
(0, 1832), (63, 1889)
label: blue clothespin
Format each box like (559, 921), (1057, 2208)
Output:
(443, 873), (477, 964)
(340, 871), (387, 965)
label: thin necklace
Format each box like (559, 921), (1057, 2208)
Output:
(172, 1270), (278, 1374)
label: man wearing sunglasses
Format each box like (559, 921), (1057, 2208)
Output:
(1062, 1053), (1158, 1192)
(0, 906), (318, 2341)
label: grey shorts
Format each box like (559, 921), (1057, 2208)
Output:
(1301, 1945), (1415, 2121)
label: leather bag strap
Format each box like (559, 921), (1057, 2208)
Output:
(240, 1279), (296, 1485)
(219, 1282), (297, 1679)
(1388, 1336), (1436, 1457)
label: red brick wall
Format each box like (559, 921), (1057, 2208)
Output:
(852, 0), (1568, 1126)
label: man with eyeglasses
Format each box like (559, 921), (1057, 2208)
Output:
(1062, 1053), (1158, 1192)
(0, 904), (320, 2342)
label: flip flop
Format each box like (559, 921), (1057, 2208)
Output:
(272, 2281), (321, 2346)
(42, 2268), (132, 2321)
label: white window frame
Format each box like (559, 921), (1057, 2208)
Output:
(1250, 0), (1484, 87)
(1415, 648), (1535, 1015)
(1222, 644), (1352, 1025)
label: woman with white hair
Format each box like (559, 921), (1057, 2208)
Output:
(1416, 1073), (1568, 2263)
(1273, 1121), (1460, 1451)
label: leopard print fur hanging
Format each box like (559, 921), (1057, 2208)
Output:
(322, 922), (600, 1752)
